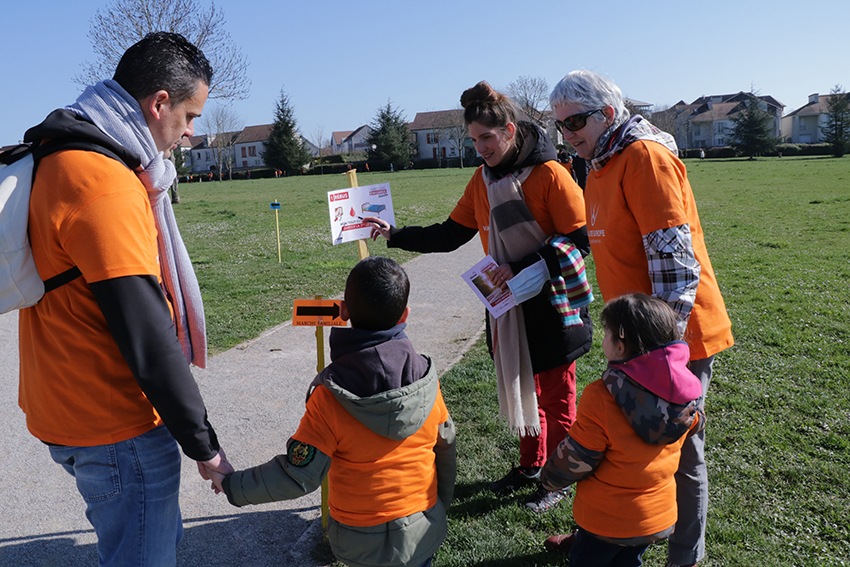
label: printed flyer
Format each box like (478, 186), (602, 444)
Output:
(462, 255), (515, 318)
(327, 183), (396, 245)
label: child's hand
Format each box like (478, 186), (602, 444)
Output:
(208, 469), (227, 495)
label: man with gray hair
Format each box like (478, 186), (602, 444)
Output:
(18, 32), (231, 566)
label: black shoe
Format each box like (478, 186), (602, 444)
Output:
(524, 485), (570, 513)
(488, 466), (540, 496)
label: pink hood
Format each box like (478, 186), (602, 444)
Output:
(610, 341), (702, 404)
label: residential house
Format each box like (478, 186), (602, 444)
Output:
(331, 125), (371, 155)
(782, 92), (850, 143)
(408, 109), (471, 162)
(233, 124), (272, 170)
(181, 124), (275, 173)
(625, 98), (652, 115)
(670, 92), (784, 149)
(301, 136), (320, 157)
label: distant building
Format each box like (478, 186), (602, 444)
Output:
(181, 124), (278, 173)
(667, 92), (784, 149)
(331, 126), (371, 155)
(408, 110), (469, 162)
(234, 124), (272, 170)
(781, 92), (850, 144)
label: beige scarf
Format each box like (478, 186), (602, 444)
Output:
(484, 166), (546, 436)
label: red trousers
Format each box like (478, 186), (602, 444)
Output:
(519, 362), (577, 469)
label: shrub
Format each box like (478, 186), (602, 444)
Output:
(706, 146), (737, 158)
(797, 143), (832, 156)
(775, 143), (801, 156)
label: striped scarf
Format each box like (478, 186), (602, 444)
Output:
(543, 235), (593, 327)
(484, 165), (544, 436)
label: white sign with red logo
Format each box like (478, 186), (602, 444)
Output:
(327, 183), (396, 245)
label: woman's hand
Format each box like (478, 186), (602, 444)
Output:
(362, 216), (392, 241)
(490, 264), (514, 291)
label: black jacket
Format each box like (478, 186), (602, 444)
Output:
(388, 122), (592, 373)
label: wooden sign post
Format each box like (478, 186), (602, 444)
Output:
(293, 295), (347, 534)
(345, 170), (370, 262)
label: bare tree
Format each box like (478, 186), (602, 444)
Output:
(649, 104), (677, 137)
(199, 104), (243, 180)
(312, 124), (327, 174)
(76, 0), (250, 102)
(506, 75), (550, 127)
(430, 109), (467, 168)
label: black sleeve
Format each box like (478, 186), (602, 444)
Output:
(567, 226), (591, 258)
(386, 217), (478, 253)
(89, 275), (219, 462)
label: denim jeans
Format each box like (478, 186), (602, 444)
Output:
(667, 355), (714, 565)
(569, 528), (649, 567)
(49, 425), (183, 567)
(417, 556), (434, 567)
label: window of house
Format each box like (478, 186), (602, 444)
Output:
(205, 151), (211, 161)
(694, 125), (701, 136)
(432, 147), (438, 159)
(241, 147), (247, 158)
(799, 121), (806, 131)
(249, 146), (257, 157)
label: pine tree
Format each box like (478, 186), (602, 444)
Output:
(730, 95), (777, 159)
(366, 101), (411, 168)
(262, 89), (312, 175)
(822, 85), (850, 158)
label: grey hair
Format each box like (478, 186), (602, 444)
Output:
(549, 70), (630, 124)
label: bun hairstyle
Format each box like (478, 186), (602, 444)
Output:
(600, 293), (680, 358)
(460, 81), (518, 128)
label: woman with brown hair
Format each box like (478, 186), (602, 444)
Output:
(365, 81), (592, 513)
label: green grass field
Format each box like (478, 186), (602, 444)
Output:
(178, 156), (850, 566)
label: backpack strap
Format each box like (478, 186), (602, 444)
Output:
(43, 266), (83, 293)
(27, 137), (134, 294)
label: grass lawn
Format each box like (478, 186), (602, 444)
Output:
(178, 156), (850, 566)
(176, 168), (468, 351)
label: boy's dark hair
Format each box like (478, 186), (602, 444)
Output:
(113, 32), (213, 105)
(600, 293), (679, 357)
(344, 257), (409, 331)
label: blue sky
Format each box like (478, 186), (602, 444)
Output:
(2, 0), (848, 146)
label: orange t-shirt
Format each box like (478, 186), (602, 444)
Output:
(19, 150), (164, 446)
(450, 161), (586, 254)
(293, 384), (450, 527)
(570, 380), (698, 539)
(585, 141), (733, 359)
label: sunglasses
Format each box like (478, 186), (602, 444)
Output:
(555, 108), (604, 132)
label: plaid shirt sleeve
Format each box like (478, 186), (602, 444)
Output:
(642, 224), (701, 337)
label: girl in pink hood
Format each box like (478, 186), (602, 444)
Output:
(540, 294), (704, 567)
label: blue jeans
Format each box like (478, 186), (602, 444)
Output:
(569, 528), (649, 567)
(49, 425), (183, 567)
(417, 557), (434, 567)
(667, 355), (714, 565)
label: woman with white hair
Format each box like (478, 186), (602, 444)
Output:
(543, 70), (734, 567)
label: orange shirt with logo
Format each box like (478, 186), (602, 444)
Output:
(19, 150), (164, 446)
(450, 162), (586, 254)
(585, 141), (733, 359)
